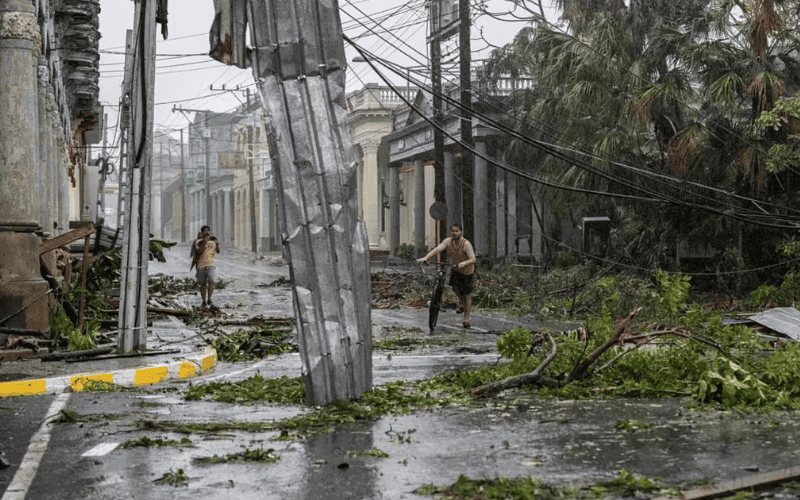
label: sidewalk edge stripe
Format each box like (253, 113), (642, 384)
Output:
(0, 347), (217, 397)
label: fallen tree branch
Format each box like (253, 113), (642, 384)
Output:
(146, 306), (191, 317)
(570, 306), (642, 381)
(469, 331), (559, 399)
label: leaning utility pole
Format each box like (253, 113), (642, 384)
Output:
(118, 0), (157, 352)
(458, 0), (473, 241)
(212, 0), (372, 405)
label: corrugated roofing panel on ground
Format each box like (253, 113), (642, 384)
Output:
(749, 307), (800, 340)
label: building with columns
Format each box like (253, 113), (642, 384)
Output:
(380, 76), (545, 260)
(0, 0), (102, 330)
(347, 83), (416, 257)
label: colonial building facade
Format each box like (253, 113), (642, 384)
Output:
(348, 77), (545, 262)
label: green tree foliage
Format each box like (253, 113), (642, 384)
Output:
(485, 0), (800, 274)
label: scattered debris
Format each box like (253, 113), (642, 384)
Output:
(193, 448), (281, 464)
(64, 348), (181, 364)
(255, 277), (291, 288)
(119, 437), (193, 449)
(40, 346), (114, 362)
(153, 469), (191, 486)
(652, 465), (800, 500)
(342, 448), (389, 458)
(748, 307), (800, 340)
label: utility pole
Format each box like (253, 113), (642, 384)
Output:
(459, 0), (473, 241)
(117, 29), (135, 231)
(429, 0), (453, 244)
(247, 123), (257, 253)
(172, 106), (218, 233)
(205, 132), (211, 227)
(159, 141), (164, 238)
(180, 128), (186, 243)
(99, 112), (108, 222)
(118, 0), (157, 352)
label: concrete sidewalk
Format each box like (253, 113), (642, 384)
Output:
(0, 315), (218, 397)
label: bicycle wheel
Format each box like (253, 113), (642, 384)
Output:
(428, 280), (444, 332)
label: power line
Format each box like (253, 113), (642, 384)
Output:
(342, 6), (800, 223)
(346, 36), (799, 230)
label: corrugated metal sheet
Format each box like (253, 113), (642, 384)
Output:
(246, 0), (372, 406)
(749, 307), (800, 340)
(209, 0), (251, 68)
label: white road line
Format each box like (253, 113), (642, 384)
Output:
(2, 392), (71, 500)
(82, 442), (120, 457)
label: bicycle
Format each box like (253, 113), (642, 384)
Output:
(419, 261), (454, 333)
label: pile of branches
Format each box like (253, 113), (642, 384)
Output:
(371, 270), (428, 309)
(468, 307), (732, 399)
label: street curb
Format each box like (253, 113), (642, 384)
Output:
(0, 346), (218, 397)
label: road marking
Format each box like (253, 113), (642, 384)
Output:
(82, 442), (120, 457)
(2, 392), (71, 500)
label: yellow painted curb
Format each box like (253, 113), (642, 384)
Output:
(0, 347), (217, 397)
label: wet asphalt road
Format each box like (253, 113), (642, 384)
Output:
(5, 390), (800, 500)
(4, 246), (800, 499)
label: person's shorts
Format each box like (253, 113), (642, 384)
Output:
(196, 266), (216, 286)
(449, 270), (474, 297)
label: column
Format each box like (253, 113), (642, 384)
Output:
(45, 85), (58, 233)
(224, 189), (233, 245)
(414, 159), (425, 255)
(0, 0), (48, 329)
(473, 141), (488, 256)
(214, 192), (221, 238)
(260, 186), (267, 251)
(495, 167), (505, 257)
(389, 167), (399, 255)
(191, 192), (198, 238)
(360, 140), (380, 248)
(424, 161), (436, 247)
(517, 177), (532, 255)
(355, 146), (363, 221)
(37, 56), (50, 235)
(37, 56), (55, 272)
(507, 172), (517, 256)
(444, 151), (460, 227)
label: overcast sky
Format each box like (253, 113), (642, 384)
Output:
(98, 1), (557, 160)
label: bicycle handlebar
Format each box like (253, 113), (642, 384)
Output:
(417, 261), (455, 276)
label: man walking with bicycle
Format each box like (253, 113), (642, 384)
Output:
(417, 224), (477, 328)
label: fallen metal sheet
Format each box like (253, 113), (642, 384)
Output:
(748, 307), (800, 340)
(653, 465), (800, 500)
